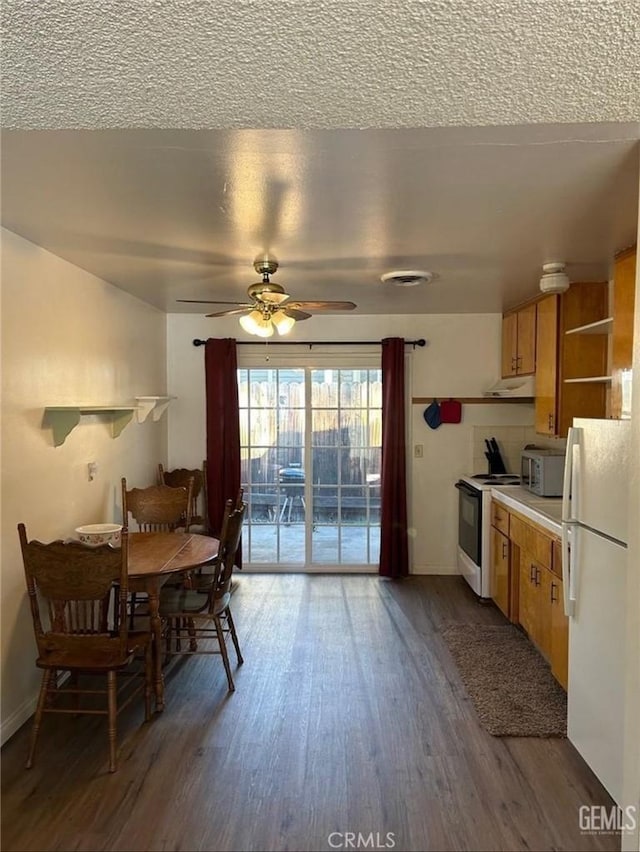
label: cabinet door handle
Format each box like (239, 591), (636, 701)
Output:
(548, 413), (554, 432)
(550, 582), (558, 603)
(502, 541), (508, 559)
(530, 563), (536, 583)
(535, 567), (541, 586)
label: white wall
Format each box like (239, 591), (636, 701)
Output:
(0, 229), (168, 743)
(167, 311), (535, 574)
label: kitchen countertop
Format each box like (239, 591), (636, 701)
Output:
(491, 486), (562, 536)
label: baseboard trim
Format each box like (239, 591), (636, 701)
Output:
(1, 693), (37, 746)
(410, 564), (460, 576)
(1, 672), (69, 746)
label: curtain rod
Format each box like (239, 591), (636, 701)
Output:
(192, 338), (426, 349)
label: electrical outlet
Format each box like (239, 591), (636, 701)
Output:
(414, 444), (424, 458)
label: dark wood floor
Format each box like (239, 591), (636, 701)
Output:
(1, 575), (619, 852)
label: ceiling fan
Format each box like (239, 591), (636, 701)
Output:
(177, 259), (357, 337)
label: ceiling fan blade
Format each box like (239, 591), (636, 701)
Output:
(177, 299), (252, 306)
(283, 308), (312, 321)
(205, 307), (252, 318)
(286, 300), (357, 311)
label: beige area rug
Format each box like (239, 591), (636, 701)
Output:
(441, 623), (567, 737)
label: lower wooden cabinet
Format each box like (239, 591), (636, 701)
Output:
(491, 500), (568, 690)
(490, 526), (510, 618)
(549, 573), (569, 690)
(518, 552), (551, 659)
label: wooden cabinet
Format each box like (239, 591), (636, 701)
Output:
(495, 501), (568, 689)
(509, 514), (552, 569)
(534, 295), (559, 435)
(610, 247), (636, 419)
(535, 282), (609, 437)
(491, 501), (509, 536)
(502, 304), (536, 377)
(549, 573), (569, 689)
(518, 551), (552, 659)
(490, 526), (510, 619)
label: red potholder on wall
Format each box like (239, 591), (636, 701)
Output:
(440, 398), (462, 423)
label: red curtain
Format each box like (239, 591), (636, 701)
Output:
(379, 337), (409, 578)
(205, 339), (241, 549)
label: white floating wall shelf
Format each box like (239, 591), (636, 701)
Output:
(43, 397), (175, 446)
(135, 396), (176, 423)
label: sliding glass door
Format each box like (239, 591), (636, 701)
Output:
(239, 366), (381, 569)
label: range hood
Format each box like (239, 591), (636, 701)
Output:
(483, 375), (535, 398)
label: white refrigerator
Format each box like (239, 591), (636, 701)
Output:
(562, 417), (631, 806)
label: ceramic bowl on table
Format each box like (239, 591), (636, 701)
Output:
(75, 523), (123, 547)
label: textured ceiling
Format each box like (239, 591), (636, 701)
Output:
(2, 0), (639, 130)
(2, 124), (638, 314)
(1, 2), (639, 317)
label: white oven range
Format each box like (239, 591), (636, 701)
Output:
(454, 473), (521, 598)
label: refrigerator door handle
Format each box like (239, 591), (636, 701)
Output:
(561, 522), (576, 617)
(562, 426), (581, 522)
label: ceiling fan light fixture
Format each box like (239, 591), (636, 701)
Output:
(239, 309), (270, 336)
(271, 310), (296, 336)
(253, 315), (275, 338)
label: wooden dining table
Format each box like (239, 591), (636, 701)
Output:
(127, 531), (219, 711)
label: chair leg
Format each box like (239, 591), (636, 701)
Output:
(107, 670), (118, 772)
(69, 672), (80, 716)
(144, 643), (153, 720)
(164, 617), (173, 665)
(187, 618), (197, 652)
(45, 669), (57, 707)
(226, 608), (243, 665)
(214, 616), (235, 692)
(129, 592), (137, 630)
(26, 669), (53, 769)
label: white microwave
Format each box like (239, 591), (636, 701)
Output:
(520, 449), (565, 497)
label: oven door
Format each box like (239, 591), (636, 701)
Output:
(455, 481), (482, 566)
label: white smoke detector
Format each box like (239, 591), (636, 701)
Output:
(380, 270), (433, 287)
(539, 262), (570, 294)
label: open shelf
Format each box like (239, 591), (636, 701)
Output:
(565, 317), (613, 336)
(135, 396), (176, 423)
(563, 376), (612, 384)
(43, 406), (137, 446)
(44, 396), (175, 446)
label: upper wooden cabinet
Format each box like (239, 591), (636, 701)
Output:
(535, 282), (609, 437)
(534, 295), (559, 435)
(610, 247), (636, 420)
(501, 304), (536, 377)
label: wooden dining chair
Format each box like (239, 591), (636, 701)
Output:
(122, 478), (194, 534)
(160, 498), (246, 692)
(121, 477), (194, 623)
(158, 462), (207, 532)
(188, 487), (245, 592)
(17, 523), (153, 773)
